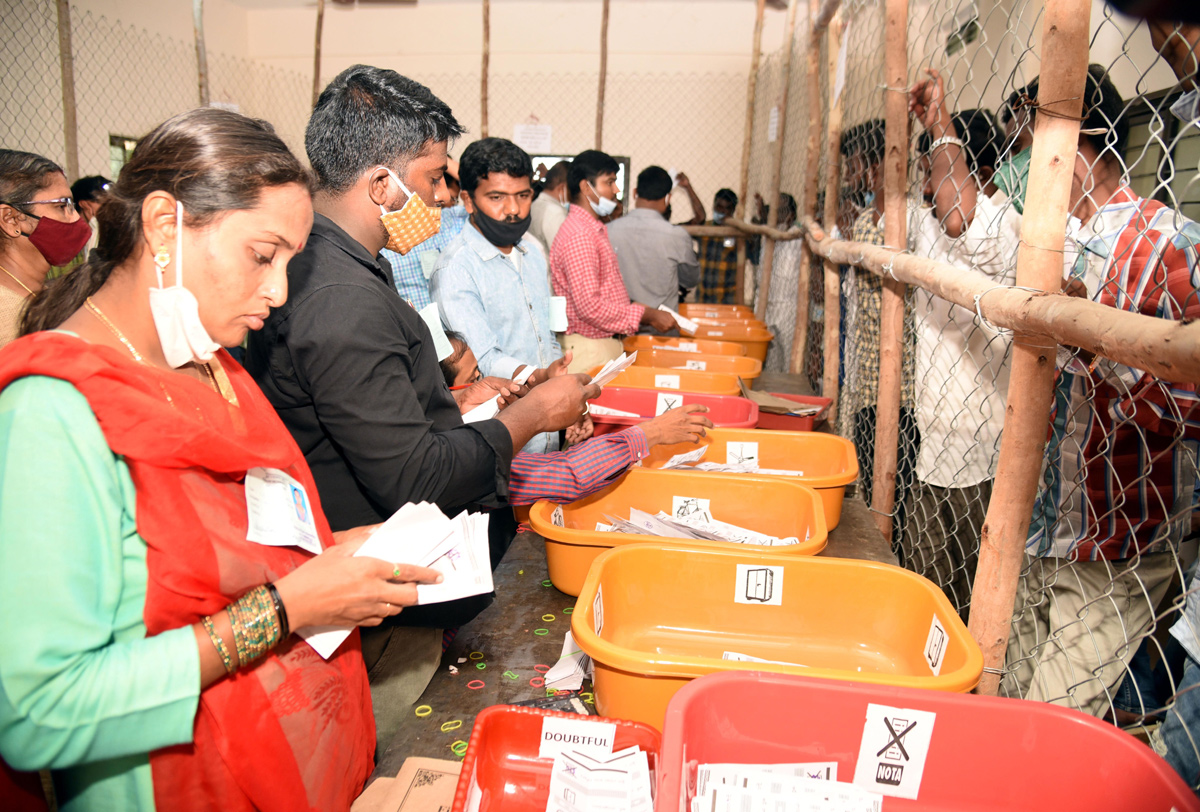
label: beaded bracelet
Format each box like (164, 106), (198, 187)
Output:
(228, 585), (281, 666)
(201, 615), (235, 674)
(266, 582), (290, 638)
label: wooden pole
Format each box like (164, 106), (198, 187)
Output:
(193, 0), (209, 106)
(595, 0), (610, 150)
(788, 0), (823, 373)
(685, 217), (803, 241)
(736, 237), (748, 306)
(739, 0), (767, 218)
(968, 0), (1091, 697)
(820, 13), (845, 420)
(756, 0), (801, 321)
(481, 0), (490, 138)
(812, 0), (843, 33)
(54, 0), (78, 181)
(312, 0), (325, 107)
(869, 0), (909, 540)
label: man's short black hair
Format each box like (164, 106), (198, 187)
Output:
(70, 175), (111, 204)
(458, 138), (532, 196)
(917, 108), (1002, 174)
(714, 188), (738, 208)
(545, 160), (570, 189)
(1002, 65), (1128, 158)
(305, 64), (464, 194)
(778, 193), (797, 222)
(840, 119), (886, 166)
(636, 165), (672, 201)
(567, 149), (619, 199)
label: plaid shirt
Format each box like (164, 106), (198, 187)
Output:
(1029, 189), (1200, 560)
(550, 205), (642, 338)
(696, 225), (739, 304)
(508, 426), (649, 505)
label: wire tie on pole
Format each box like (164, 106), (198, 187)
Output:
(973, 284), (1044, 336)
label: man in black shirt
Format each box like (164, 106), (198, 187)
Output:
(247, 65), (595, 748)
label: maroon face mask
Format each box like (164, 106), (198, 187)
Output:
(23, 213), (92, 266)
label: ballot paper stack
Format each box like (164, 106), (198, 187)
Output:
(691, 763), (882, 812)
(539, 717), (654, 812)
(543, 630), (594, 691)
(589, 351), (638, 388)
(659, 445), (807, 478)
(599, 503), (801, 547)
(298, 502), (493, 658)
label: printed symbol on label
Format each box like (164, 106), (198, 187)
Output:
(655, 391), (681, 415)
(551, 505), (564, 527)
(685, 359), (707, 371)
(655, 374), (681, 389)
(726, 441), (759, 465)
(876, 763), (904, 786)
(924, 614), (947, 675)
(674, 497), (707, 519)
(744, 567), (774, 602)
(877, 717), (916, 764)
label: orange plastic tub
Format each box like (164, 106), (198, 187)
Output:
(571, 544), (983, 730)
(622, 334), (746, 357)
(588, 389), (758, 437)
(630, 349), (762, 381)
(640, 428), (858, 529)
(450, 705), (660, 812)
(691, 316), (768, 330)
(688, 325), (774, 362)
(587, 365), (742, 396)
(529, 467), (827, 596)
(678, 303), (754, 319)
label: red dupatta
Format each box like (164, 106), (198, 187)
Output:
(0, 331), (374, 812)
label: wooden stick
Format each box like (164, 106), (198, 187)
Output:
(312, 0), (325, 107)
(55, 0), (78, 182)
(756, 0), (801, 320)
(736, 236), (748, 306)
(820, 13), (846, 422)
(812, 0), (843, 34)
(481, 0), (490, 138)
(739, 0), (767, 219)
(869, 0), (908, 540)
(968, 0), (1092, 697)
(684, 217), (804, 240)
(788, 0), (823, 374)
(595, 0), (610, 150)
(193, 0), (209, 106)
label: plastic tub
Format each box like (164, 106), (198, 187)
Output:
(529, 468), (827, 597)
(688, 325), (774, 362)
(450, 705), (661, 812)
(588, 388), (758, 437)
(588, 365), (742, 397)
(679, 303), (755, 319)
(691, 316), (768, 330)
(657, 671), (1200, 812)
(640, 428), (858, 529)
(571, 544), (982, 730)
(623, 335), (747, 357)
(631, 350), (762, 381)
(755, 392), (833, 431)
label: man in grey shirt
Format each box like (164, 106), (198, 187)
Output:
(607, 165), (700, 334)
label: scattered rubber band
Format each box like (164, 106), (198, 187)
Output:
(581, 692), (594, 705)
(414, 705), (432, 717)
(546, 688), (558, 697)
(451, 740), (468, 757)
(503, 670), (520, 680)
(542, 614), (555, 622)
(467, 680), (485, 690)
(476, 662), (487, 670)
(530, 677), (545, 687)
(562, 607), (574, 615)
(534, 628), (549, 636)
(533, 664), (550, 674)
(441, 720), (463, 732)
(468, 651), (484, 660)
(541, 579), (552, 587)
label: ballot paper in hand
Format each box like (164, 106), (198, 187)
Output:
(588, 404), (641, 417)
(298, 503), (493, 658)
(461, 366), (537, 423)
(657, 305), (699, 334)
(589, 352), (638, 388)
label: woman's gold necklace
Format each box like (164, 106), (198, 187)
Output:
(0, 262), (35, 296)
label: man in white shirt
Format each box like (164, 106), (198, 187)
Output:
(529, 160), (570, 258)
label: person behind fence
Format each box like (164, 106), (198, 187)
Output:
(70, 174), (111, 263)
(431, 137), (577, 454)
(755, 191), (804, 373)
(903, 74), (1009, 619)
(694, 187), (741, 304)
(606, 165), (700, 332)
(0, 151), (91, 348)
(965, 65), (1200, 720)
(530, 159), (570, 259)
(0, 107), (447, 811)
(550, 149), (675, 372)
(382, 159), (467, 309)
(246, 65), (598, 749)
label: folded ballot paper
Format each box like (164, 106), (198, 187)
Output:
(657, 305), (699, 334)
(658, 444), (807, 478)
(599, 501), (801, 547)
(537, 715), (654, 812)
(544, 630), (594, 691)
(589, 352), (638, 389)
(462, 364), (537, 423)
(692, 762), (882, 812)
(299, 502), (492, 659)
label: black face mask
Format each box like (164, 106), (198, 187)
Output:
(471, 203), (531, 248)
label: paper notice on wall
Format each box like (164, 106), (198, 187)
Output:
(513, 122), (552, 154)
(834, 20), (851, 105)
(852, 704), (936, 800)
(768, 105), (780, 142)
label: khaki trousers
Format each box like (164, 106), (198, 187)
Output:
(558, 334), (623, 374)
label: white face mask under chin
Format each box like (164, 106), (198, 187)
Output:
(148, 200), (221, 369)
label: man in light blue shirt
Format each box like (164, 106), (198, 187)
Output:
(431, 138), (564, 453)
(383, 168), (469, 308)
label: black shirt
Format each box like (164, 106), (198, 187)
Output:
(246, 213), (514, 533)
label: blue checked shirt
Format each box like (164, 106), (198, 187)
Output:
(382, 204), (470, 309)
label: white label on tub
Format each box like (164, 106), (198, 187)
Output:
(678, 342), (698, 352)
(655, 374), (680, 389)
(672, 496), (711, 521)
(734, 564), (784, 606)
(684, 359), (707, 371)
(593, 585), (604, 636)
(655, 391), (683, 415)
(537, 715), (616, 760)
(708, 330), (724, 337)
(924, 614), (947, 676)
(551, 505), (564, 527)
(853, 703), (936, 800)
(595, 522), (613, 532)
(725, 442), (759, 465)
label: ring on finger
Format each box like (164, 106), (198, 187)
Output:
(392, 565), (401, 578)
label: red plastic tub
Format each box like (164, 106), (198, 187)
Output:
(657, 671), (1199, 812)
(589, 387), (758, 436)
(754, 392), (832, 431)
(451, 705), (661, 812)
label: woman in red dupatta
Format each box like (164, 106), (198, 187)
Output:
(0, 109), (441, 811)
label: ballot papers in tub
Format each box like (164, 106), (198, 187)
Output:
(298, 503), (492, 658)
(659, 444), (808, 477)
(540, 717), (653, 812)
(598, 501), (803, 547)
(691, 763), (882, 812)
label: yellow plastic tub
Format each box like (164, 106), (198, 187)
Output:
(572, 544), (983, 730)
(586, 365), (742, 396)
(691, 316), (768, 331)
(622, 335), (746, 357)
(688, 324), (774, 362)
(679, 303), (755, 320)
(640, 428), (858, 529)
(528, 467), (827, 596)
(630, 350), (762, 381)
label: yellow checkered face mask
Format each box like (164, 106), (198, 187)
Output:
(379, 168), (442, 255)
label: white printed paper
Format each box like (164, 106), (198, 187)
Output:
(852, 703), (936, 800)
(590, 352), (638, 388)
(513, 122), (552, 153)
(673, 495), (712, 521)
(925, 614), (948, 676)
(696, 762), (838, 795)
(547, 746), (653, 812)
(550, 295), (569, 332)
(552, 505), (565, 527)
(655, 390), (683, 415)
(658, 304), (699, 334)
(589, 404), (641, 417)
(544, 630), (594, 691)
(725, 442), (759, 465)
(662, 446), (708, 469)
(538, 716), (616, 760)
(244, 467), (323, 555)
(417, 301), (454, 362)
(735, 563), (784, 605)
(654, 374), (681, 389)
(683, 359), (707, 371)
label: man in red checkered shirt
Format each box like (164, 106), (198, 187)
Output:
(550, 150), (675, 372)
